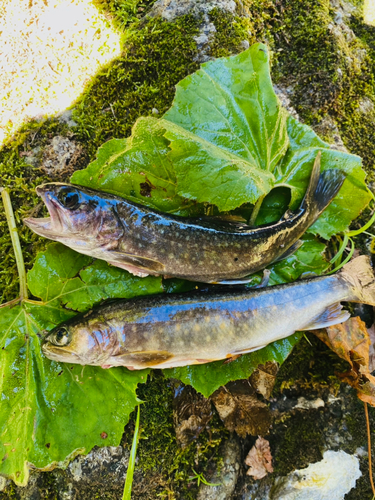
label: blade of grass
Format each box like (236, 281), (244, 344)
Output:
(345, 192), (375, 237)
(1, 188), (28, 300)
(123, 405), (141, 500)
(330, 235), (348, 266)
(326, 237), (355, 275)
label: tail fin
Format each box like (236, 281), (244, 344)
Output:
(300, 151), (346, 223)
(340, 255), (375, 306)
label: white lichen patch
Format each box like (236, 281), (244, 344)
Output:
(272, 450), (361, 500)
(0, 0), (121, 145)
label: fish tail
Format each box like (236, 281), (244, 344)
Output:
(301, 151), (346, 223)
(340, 255), (375, 305)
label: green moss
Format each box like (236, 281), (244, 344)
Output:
(72, 14), (201, 158)
(274, 0), (375, 179)
(274, 334), (349, 394)
(209, 1), (277, 59)
(128, 373), (227, 499)
(270, 410), (324, 476)
(91, 0), (158, 31)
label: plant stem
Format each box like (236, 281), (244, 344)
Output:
(248, 194), (265, 226)
(123, 405), (141, 500)
(1, 188), (28, 301)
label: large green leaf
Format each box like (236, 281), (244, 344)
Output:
(71, 118), (203, 215)
(66, 44), (370, 398)
(163, 43), (289, 210)
(73, 45), (289, 212)
(274, 117), (372, 240)
(0, 243), (162, 485)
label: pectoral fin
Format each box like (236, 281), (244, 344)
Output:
(109, 252), (165, 274)
(113, 350), (173, 368)
(304, 303), (350, 330)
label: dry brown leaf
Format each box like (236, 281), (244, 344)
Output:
(367, 323), (375, 372)
(211, 380), (271, 437)
(312, 316), (375, 406)
(171, 381), (212, 447)
(245, 436), (273, 479)
(249, 361), (279, 400)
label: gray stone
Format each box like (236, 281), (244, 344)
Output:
(273, 84), (299, 120)
(197, 437), (241, 500)
(149, 0), (236, 21)
(41, 135), (83, 177)
(58, 109), (77, 128)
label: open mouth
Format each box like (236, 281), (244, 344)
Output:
(24, 186), (64, 238)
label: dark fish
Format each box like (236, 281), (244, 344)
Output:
(25, 153), (345, 283)
(42, 256), (375, 369)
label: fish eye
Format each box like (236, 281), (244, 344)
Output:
(58, 187), (81, 210)
(51, 327), (71, 346)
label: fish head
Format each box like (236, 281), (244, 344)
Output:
(42, 318), (117, 366)
(24, 183), (123, 251)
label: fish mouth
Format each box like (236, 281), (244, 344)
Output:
(42, 342), (83, 364)
(24, 185), (64, 238)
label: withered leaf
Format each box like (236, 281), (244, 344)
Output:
(245, 436), (273, 479)
(171, 381), (212, 447)
(312, 316), (375, 406)
(211, 380), (271, 438)
(249, 361), (279, 400)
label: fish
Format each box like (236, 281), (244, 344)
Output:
(25, 152), (346, 284)
(41, 255), (375, 370)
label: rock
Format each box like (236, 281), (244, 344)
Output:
(270, 450), (361, 500)
(67, 446), (128, 484)
(0, 476), (7, 491)
(294, 397), (325, 410)
(58, 109), (77, 128)
(273, 85), (299, 120)
(197, 436), (241, 500)
(40, 135), (86, 179)
(149, 0), (236, 21)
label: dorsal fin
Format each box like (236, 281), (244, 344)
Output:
(190, 215), (252, 233)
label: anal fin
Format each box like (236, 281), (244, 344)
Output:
(304, 303), (350, 330)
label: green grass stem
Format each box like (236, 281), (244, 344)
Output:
(123, 405), (141, 500)
(0, 188), (28, 301)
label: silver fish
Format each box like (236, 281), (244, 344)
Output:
(25, 153), (345, 284)
(42, 256), (375, 370)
